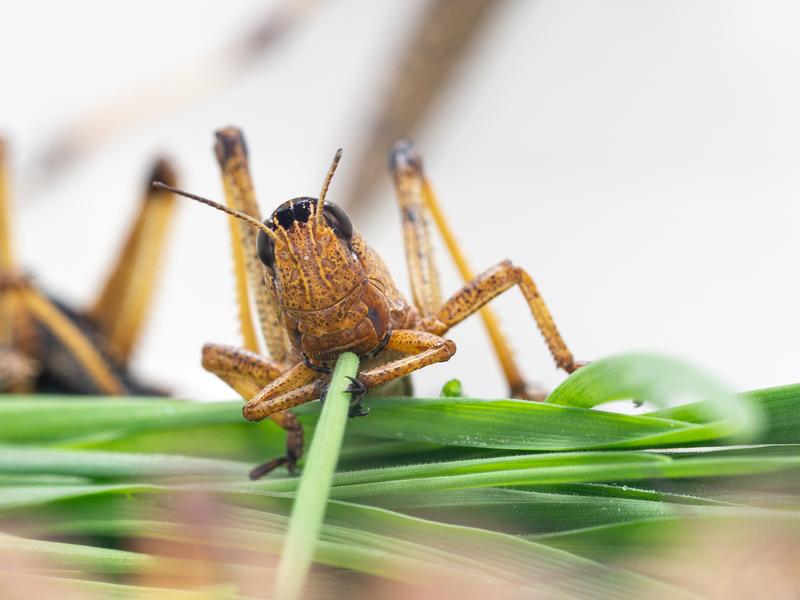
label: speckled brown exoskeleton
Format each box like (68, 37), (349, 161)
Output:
(156, 128), (584, 479)
(0, 138), (178, 395)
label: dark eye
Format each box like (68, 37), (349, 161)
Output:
(322, 203), (353, 240)
(257, 220), (276, 268)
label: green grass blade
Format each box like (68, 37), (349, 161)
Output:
(0, 483), (162, 511)
(0, 446), (249, 478)
(651, 383), (800, 444)
(337, 398), (720, 449)
(20, 576), (239, 600)
(4, 380), (797, 455)
(274, 352), (359, 600)
(221, 449), (799, 498)
(0, 395), (706, 451)
(0, 398), (243, 444)
(0, 531), (167, 573)
(322, 456), (800, 499)
(548, 352), (764, 441)
(533, 513), (800, 561)
(366, 487), (744, 534)
(20, 495), (694, 599)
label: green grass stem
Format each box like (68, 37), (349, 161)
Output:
(273, 352), (359, 600)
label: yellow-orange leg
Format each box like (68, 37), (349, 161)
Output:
(243, 330), (456, 419)
(358, 330), (455, 388)
(201, 343), (285, 393)
(2, 139), (119, 394)
(0, 140), (35, 392)
(86, 159), (179, 364)
(390, 140), (442, 318)
(422, 260), (583, 379)
(390, 140), (558, 400)
(201, 343), (305, 478)
(23, 286), (125, 395)
(0, 281), (39, 393)
(214, 128), (289, 362)
(0, 139), (15, 272)
(241, 361), (318, 421)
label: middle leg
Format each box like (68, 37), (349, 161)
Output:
(422, 261), (583, 377)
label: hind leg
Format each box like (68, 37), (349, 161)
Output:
(86, 159), (178, 364)
(389, 141), (552, 400)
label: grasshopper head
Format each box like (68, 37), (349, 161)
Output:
(152, 147), (359, 313)
(257, 197), (364, 311)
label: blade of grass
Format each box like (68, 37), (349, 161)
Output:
(0, 398), (244, 444)
(533, 513), (800, 561)
(0, 531), (170, 574)
(337, 398), (720, 449)
(365, 487), (745, 534)
(548, 353), (764, 441)
(650, 383), (800, 444)
(221, 448), (799, 496)
(273, 351), (358, 600)
(252, 498), (695, 599)
(0, 446), (250, 478)
(0, 395), (706, 451)
(3, 380), (797, 453)
(0, 482), (161, 511)
(3, 450), (797, 523)
(317, 456), (800, 499)
(19, 494), (695, 599)
(20, 576), (239, 600)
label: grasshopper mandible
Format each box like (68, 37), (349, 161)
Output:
(156, 128), (584, 479)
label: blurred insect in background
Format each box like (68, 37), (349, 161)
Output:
(0, 139), (178, 395)
(157, 127), (585, 479)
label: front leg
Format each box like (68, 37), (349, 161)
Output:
(241, 362), (319, 421)
(357, 330), (456, 389)
(245, 330), (456, 418)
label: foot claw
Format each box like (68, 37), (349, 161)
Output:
(345, 376), (369, 418)
(345, 376), (367, 397)
(318, 376), (369, 417)
(567, 360), (590, 374)
(348, 401), (370, 418)
(248, 453), (298, 480)
(319, 383), (329, 406)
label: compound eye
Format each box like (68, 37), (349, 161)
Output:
(256, 221), (276, 268)
(322, 202), (353, 240)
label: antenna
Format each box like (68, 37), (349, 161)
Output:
(152, 182), (278, 240)
(317, 148), (343, 223)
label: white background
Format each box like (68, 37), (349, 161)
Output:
(1, 1), (798, 400)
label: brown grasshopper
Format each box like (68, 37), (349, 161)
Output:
(157, 128), (584, 478)
(0, 138), (178, 395)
